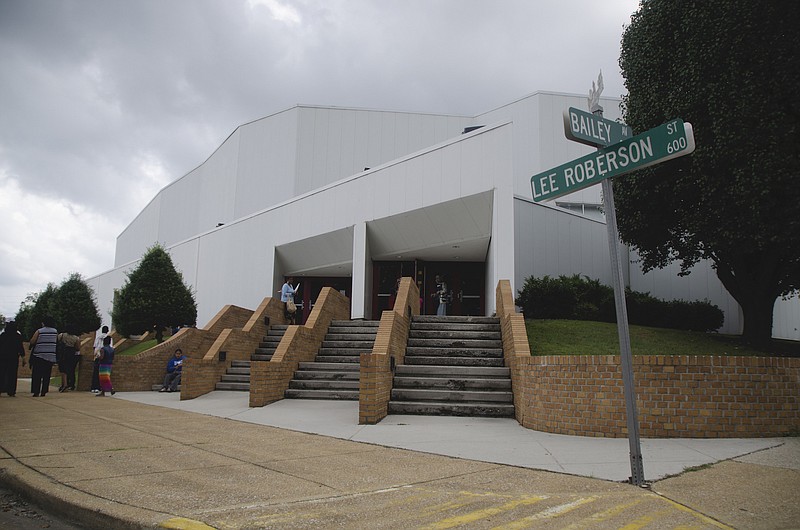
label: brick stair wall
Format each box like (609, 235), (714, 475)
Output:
(249, 287), (351, 407)
(359, 277), (419, 424)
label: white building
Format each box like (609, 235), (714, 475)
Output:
(89, 90), (799, 340)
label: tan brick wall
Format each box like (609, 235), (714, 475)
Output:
(249, 287), (351, 407)
(182, 297), (284, 400)
(359, 277), (419, 424)
(75, 304), (257, 393)
(496, 280), (800, 438)
(516, 355), (800, 438)
(496, 280), (532, 426)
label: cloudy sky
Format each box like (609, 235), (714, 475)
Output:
(0, 0), (640, 318)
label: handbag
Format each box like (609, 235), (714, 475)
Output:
(286, 299), (297, 314)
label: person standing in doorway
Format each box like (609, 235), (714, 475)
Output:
(433, 275), (449, 316)
(281, 277), (299, 324)
(0, 321), (25, 396)
(91, 326), (111, 393)
(29, 316), (58, 397)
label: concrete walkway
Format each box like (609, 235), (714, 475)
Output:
(1, 388), (798, 529)
(119, 390), (784, 483)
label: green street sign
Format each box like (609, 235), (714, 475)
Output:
(564, 107), (633, 147)
(531, 119), (695, 202)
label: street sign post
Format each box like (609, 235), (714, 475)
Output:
(532, 85), (697, 486)
(564, 107), (633, 147)
(531, 119), (695, 202)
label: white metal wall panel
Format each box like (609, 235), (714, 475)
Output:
(94, 124), (514, 326)
(294, 107), (473, 197)
(196, 132), (239, 236)
(477, 91), (623, 205)
(115, 195), (162, 266)
(774, 294), (800, 340)
(234, 109), (298, 219)
(514, 198), (614, 295)
(157, 165), (203, 247)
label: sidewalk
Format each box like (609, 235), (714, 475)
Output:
(119, 390), (785, 483)
(0, 388), (798, 529)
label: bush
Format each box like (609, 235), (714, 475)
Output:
(517, 275), (724, 332)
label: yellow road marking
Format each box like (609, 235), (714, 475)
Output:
(159, 517), (217, 530)
(420, 495), (548, 529)
(560, 498), (647, 529)
(491, 496), (598, 529)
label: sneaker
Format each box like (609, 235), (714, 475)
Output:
(159, 388), (166, 392)
(91, 389), (99, 394)
(111, 390), (115, 396)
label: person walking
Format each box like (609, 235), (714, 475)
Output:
(0, 321), (25, 396)
(91, 326), (111, 393)
(57, 325), (81, 392)
(96, 336), (115, 397)
(29, 316), (58, 397)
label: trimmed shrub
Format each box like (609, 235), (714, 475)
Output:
(517, 275), (724, 332)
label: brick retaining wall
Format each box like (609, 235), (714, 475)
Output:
(496, 281), (800, 438)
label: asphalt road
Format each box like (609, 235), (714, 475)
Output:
(0, 485), (84, 529)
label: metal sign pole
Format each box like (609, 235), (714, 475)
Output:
(593, 101), (645, 486)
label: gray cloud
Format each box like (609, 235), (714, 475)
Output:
(0, 0), (638, 317)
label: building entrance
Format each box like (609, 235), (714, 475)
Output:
(371, 261), (485, 319)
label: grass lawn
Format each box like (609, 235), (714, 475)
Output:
(118, 339), (159, 356)
(527, 319), (800, 357)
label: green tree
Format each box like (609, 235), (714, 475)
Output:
(111, 244), (197, 342)
(27, 284), (58, 338)
(616, 0), (800, 345)
(51, 273), (101, 334)
(13, 293), (37, 340)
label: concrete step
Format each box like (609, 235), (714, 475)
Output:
(293, 370), (360, 381)
(407, 338), (502, 348)
(227, 367), (251, 376)
(412, 315), (500, 325)
(318, 348), (368, 356)
(251, 353), (274, 362)
(391, 388), (513, 403)
(284, 389), (359, 400)
(330, 320), (380, 328)
(297, 362), (360, 372)
(231, 360), (250, 367)
(409, 330), (501, 340)
(411, 322), (500, 332)
(402, 356), (505, 367)
(215, 381), (250, 391)
(393, 377), (511, 391)
(388, 401), (515, 418)
(405, 347), (503, 358)
(314, 356), (360, 364)
(220, 374), (250, 383)
(395, 365), (510, 378)
(326, 330), (380, 337)
(289, 380), (360, 390)
(321, 340), (375, 349)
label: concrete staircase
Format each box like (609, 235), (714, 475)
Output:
(214, 324), (289, 392)
(388, 315), (514, 417)
(284, 320), (379, 400)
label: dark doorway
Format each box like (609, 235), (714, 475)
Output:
(287, 276), (352, 324)
(371, 261), (485, 318)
